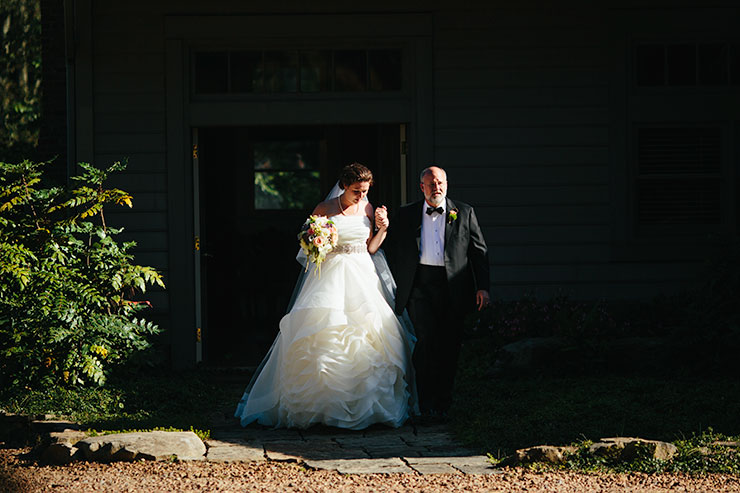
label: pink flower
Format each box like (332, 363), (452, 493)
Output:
(313, 236), (324, 247)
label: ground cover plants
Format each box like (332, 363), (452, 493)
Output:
(0, 369), (239, 442)
(452, 335), (740, 474)
(453, 259), (740, 473)
(556, 430), (740, 475)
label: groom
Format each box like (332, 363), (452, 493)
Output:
(385, 166), (490, 415)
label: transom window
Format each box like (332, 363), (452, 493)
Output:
(635, 42), (740, 86)
(194, 49), (402, 94)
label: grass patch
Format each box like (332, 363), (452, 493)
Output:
(0, 369), (246, 438)
(451, 337), (740, 472)
(551, 430), (740, 474)
(86, 426), (211, 442)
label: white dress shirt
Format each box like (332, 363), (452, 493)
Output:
(419, 201), (446, 266)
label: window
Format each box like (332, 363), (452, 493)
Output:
(635, 42), (740, 87)
(635, 127), (722, 231)
(194, 49), (403, 94)
(253, 139), (322, 210)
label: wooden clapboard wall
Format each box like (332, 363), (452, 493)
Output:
(74, 0), (739, 365)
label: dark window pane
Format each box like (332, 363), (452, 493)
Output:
(300, 51), (331, 92)
(254, 139), (321, 209)
(698, 43), (728, 85)
(638, 127), (722, 175)
(368, 50), (402, 91)
(667, 44), (697, 85)
(334, 50), (367, 91)
(731, 44), (740, 85)
(253, 140), (319, 171)
(255, 171), (321, 210)
(263, 51), (298, 93)
(636, 44), (665, 86)
(231, 52), (263, 92)
(636, 126), (722, 227)
(195, 52), (228, 93)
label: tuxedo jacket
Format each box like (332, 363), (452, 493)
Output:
(386, 197), (490, 316)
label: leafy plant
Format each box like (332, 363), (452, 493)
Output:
(466, 292), (619, 346)
(525, 430), (740, 474)
(0, 159), (164, 389)
(0, 0), (41, 160)
(0, 370), (243, 444)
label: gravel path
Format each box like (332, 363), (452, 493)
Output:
(3, 447), (740, 492)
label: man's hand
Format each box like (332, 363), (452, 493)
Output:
(475, 290), (490, 311)
(375, 205), (389, 230)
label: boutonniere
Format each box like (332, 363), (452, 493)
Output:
(447, 208), (458, 224)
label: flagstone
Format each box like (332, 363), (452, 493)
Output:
(77, 431), (206, 462)
(364, 444), (425, 458)
(264, 440), (368, 461)
(206, 445), (266, 462)
(405, 457), (463, 475)
(442, 455), (500, 474)
(304, 457), (414, 474)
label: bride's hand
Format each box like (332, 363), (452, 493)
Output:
(375, 206), (389, 230)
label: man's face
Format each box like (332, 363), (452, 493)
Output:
(420, 167), (447, 206)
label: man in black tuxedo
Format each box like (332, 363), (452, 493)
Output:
(384, 166), (490, 415)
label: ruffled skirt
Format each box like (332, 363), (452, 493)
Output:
(235, 250), (413, 430)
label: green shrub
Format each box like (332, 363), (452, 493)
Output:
(554, 430), (740, 474)
(466, 293), (619, 345)
(0, 0), (41, 159)
(0, 159), (164, 389)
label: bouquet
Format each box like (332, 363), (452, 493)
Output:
(298, 215), (338, 275)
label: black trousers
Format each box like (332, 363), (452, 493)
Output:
(406, 264), (462, 412)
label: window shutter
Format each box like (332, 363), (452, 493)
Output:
(636, 127), (722, 226)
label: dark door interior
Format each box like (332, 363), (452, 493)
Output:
(198, 124), (403, 366)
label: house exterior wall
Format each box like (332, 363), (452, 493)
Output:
(69, 1), (739, 366)
(38, 0), (67, 169)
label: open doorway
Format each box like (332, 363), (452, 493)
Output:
(196, 124), (405, 366)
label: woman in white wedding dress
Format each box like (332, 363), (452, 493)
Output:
(235, 163), (416, 430)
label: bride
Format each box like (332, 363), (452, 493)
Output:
(235, 163), (416, 430)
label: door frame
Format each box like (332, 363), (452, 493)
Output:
(165, 13), (433, 367)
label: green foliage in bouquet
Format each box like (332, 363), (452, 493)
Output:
(0, 159), (164, 389)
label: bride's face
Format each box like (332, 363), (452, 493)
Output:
(343, 181), (370, 204)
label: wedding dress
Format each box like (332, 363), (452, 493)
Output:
(235, 214), (416, 430)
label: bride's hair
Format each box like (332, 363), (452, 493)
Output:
(338, 162), (373, 189)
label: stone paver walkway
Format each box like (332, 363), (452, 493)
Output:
(205, 422), (498, 475)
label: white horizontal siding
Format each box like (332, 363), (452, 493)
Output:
(477, 205), (611, 226)
(95, 93), (166, 113)
(438, 146), (610, 166)
(90, 3), (170, 317)
(85, 0), (720, 310)
(432, 4), (704, 298)
(462, 185), (609, 207)
(95, 153), (167, 173)
(447, 165), (609, 186)
(94, 53), (164, 75)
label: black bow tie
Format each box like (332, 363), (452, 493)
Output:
(426, 206), (444, 216)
